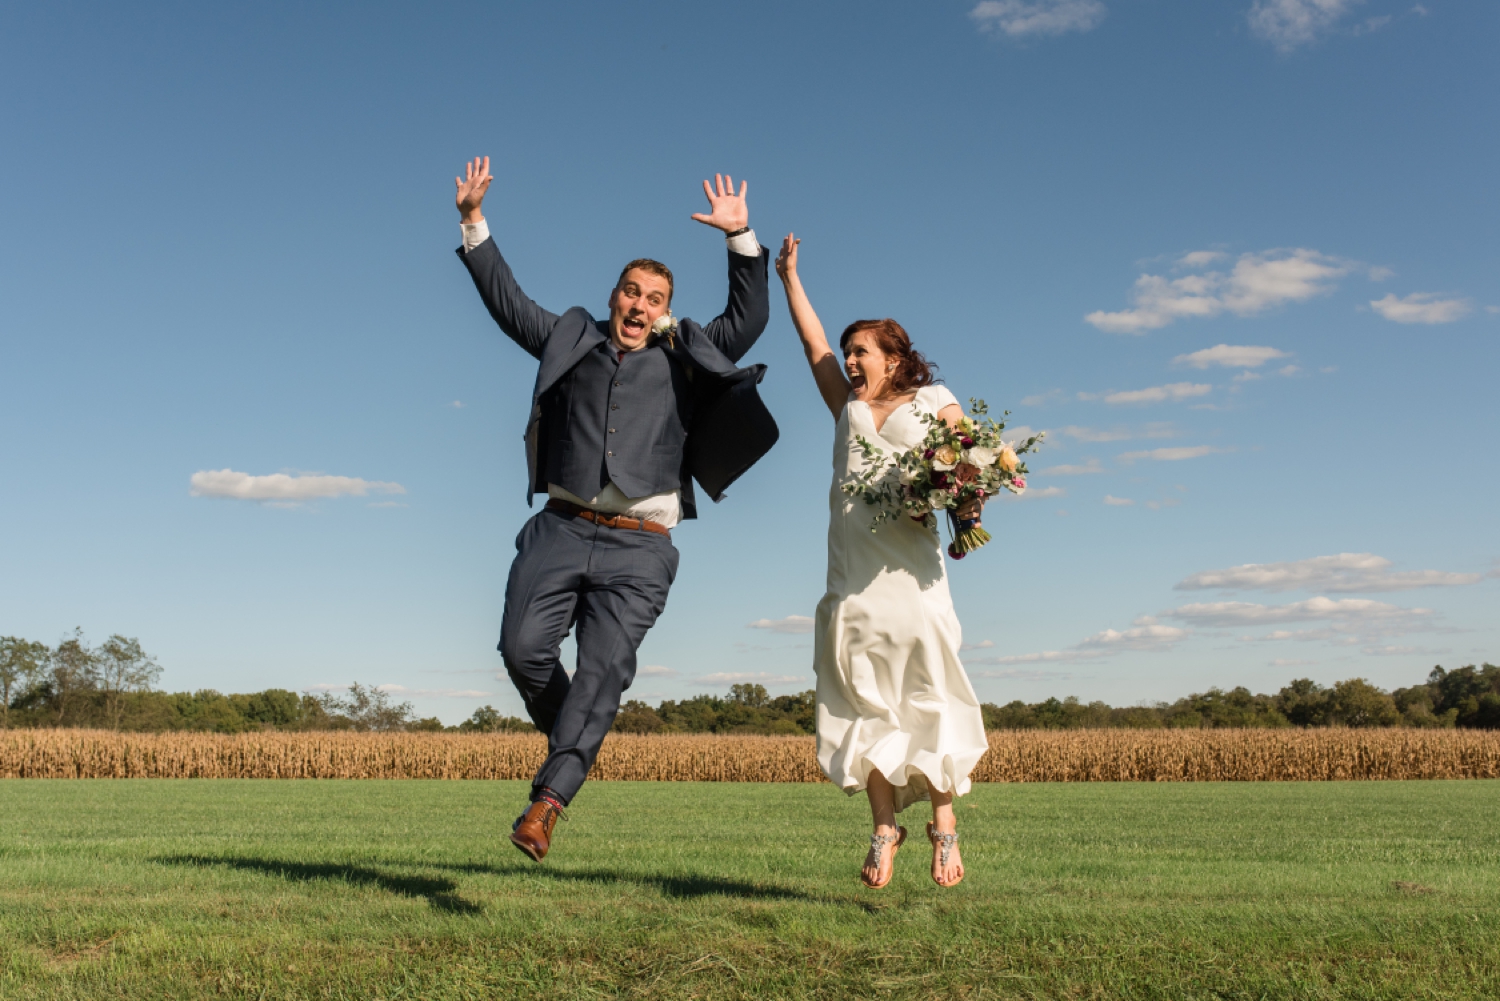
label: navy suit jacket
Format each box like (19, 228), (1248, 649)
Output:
(457, 237), (779, 516)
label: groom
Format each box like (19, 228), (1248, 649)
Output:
(453, 157), (777, 861)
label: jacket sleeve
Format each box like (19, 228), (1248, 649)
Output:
(699, 245), (771, 364)
(455, 237), (560, 360)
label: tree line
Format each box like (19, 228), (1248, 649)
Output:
(2, 631), (1496, 734)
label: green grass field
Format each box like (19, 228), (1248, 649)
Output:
(1, 780), (1497, 999)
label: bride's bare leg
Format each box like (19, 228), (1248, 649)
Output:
(928, 786), (964, 886)
(863, 770), (900, 886)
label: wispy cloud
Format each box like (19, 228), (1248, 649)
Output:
(698, 672), (809, 687)
(1370, 292), (1472, 324)
(637, 665), (677, 678)
(1040, 458), (1104, 476)
(1118, 445), (1229, 463)
(1058, 423), (1178, 443)
(1165, 596), (1431, 628)
(747, 615), (815, 635)
(1175, 553), (1482, 593)
(190, 469), (406, 503)
(1173, 344), (1289, 369)
(1086, 249), (1353, 334)
(1248, 0), (1365, 52)
(1103, 495), (1133, 506)
(965, 619), (1187, 666)
(1013, 485), (1067, 500)
(970, 0), (1106, 38)
(961, 640), (995, 651)
(1096, 382), (1212, 405)
(375, 684), (494, 698)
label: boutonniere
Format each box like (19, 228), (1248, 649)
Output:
(651, 311), (678, 347)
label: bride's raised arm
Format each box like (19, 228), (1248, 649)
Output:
(775, 234), (851, 419)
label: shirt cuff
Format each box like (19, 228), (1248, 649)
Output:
(461, 219), (491, 253)
(725, 229), (759, 257)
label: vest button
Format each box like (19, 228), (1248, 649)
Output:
(608, 428), (616, 434)
(610, 403), (619, 410)
(607, 450), (614, 457)
(613, 381), (622, 387)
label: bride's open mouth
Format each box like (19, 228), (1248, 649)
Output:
(849, 372), (867, 391)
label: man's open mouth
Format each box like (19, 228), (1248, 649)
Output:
(622, 317), (647, 336)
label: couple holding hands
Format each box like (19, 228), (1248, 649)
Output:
(454, 158), (988, 889)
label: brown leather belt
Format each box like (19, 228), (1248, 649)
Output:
(546, 498), (671, 538)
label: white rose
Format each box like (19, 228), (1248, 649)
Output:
(651, 313), (676, 334)
(927, 489), (951, 509)
(963, 446), (997, 467)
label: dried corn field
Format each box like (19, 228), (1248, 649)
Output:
(4, 728), (1500, 782)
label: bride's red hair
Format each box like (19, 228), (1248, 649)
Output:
(839, 318), (939, 396)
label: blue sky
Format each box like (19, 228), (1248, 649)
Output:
(2, 1), (1495, 723)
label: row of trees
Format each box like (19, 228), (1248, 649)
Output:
(3, 632), (1496, 734)
(980, 665), (1500, 731)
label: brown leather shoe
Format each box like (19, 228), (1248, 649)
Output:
(510, 800), (566, 862)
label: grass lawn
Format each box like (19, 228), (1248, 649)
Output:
(1, 779), (1497, 999)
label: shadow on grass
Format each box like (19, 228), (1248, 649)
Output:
(424, 859), (885, 911)
(155, 856), (483, 914)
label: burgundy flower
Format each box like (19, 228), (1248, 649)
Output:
(923, 448), (935, 459)
(960, 437), (974, 448)
(931, 472), (947, 488)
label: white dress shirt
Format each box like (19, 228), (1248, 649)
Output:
(461, 219), (760, 529)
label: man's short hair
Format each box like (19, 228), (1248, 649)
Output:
(616, 258), (674, 302)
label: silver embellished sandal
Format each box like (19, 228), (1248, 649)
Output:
(861, 825), (907, 889)
(926, 822), (963, 887)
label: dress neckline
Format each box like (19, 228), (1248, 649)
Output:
(851, 392), (920, 435)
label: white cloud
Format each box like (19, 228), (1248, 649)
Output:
(1368, 265), (1395, 281)
(1003, 425), (1043, 444)
(697, 672), (809, 686)
(1353, 13), (1392, 34)
(1097, 382), (1212, 405)
(190, 469), (406, 503)
(1178, 250), (1226, 268)
(1176, 553), (1482, 593)
(1165, 596), (1431, 628)
(1076, 623), (1189, 651)
(1248, 0), (1365, 52)
(970, 0), (1106, 38)
(1086, 248), (1353, 333)
(1040, 458), (1104, 476)
(1232, 371), (1263, 384)
(961, 640), (995, 651)
(1173, 344), (1289, 369)
(637, 665), (677, 678)
(449, 400), (464, 409)
(1103, 495), (1134, 506)
(1118, 445), (1227, 463)
(747, 615), (815, 635)
(1270, 658), (1317, 667)
(1370, 292), (1472, 324)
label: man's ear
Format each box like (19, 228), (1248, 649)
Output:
(607, 286), (620, 311)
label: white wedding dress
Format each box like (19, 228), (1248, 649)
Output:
(814, 384), (989, 813)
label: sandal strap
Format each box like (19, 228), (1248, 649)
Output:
(932, 830), (958, 869)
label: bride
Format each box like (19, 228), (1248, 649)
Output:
(776, 234), (989, 889)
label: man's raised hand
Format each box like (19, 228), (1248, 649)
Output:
(690, 173), (749, 234)
(455, 156), (492, 224)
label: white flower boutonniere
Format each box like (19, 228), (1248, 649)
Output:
(651, 312), (679, 346)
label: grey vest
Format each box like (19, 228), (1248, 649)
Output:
(539, 334), (692, 502)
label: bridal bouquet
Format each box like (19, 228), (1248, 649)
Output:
(844, 398), (1042, 559)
